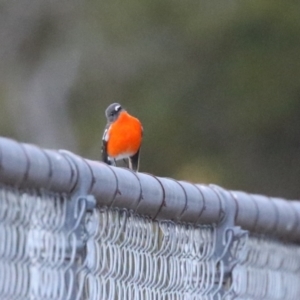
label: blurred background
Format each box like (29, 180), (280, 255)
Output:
(0, 0), (300, 198)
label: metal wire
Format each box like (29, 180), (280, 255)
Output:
(230, 235), (300, 300)
(1, 184), (300, 299)
(80, 207), (219, 299)
(0, 185), (80, 300)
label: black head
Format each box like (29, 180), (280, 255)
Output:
(105, 103), (124, 122)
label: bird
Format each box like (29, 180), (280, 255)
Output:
(101, 103), (143, 172)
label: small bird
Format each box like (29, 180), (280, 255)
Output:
(101, 103), (143, 172)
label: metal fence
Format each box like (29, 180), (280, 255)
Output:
(0, 136), (300, 300)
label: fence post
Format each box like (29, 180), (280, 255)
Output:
(210, 185), (248, 299)
(59, 151), (97, 299)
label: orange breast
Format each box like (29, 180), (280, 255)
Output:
(107, 111), (142, 158)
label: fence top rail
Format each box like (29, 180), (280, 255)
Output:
(0, 136), (299, 242)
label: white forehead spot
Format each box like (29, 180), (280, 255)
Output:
(115, 105), (121, 111)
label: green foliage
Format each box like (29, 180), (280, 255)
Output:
(3, 0), (300, 198)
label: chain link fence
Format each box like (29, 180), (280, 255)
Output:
(0, 137), (300, 299)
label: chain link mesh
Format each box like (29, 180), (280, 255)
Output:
(1, 184), (300, 299)
(0, 185), (79, 300)
(80, 208), (219, 299)
(230, 236), (300, 300)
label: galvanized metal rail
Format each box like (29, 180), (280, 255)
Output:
(0, 136), (299, 242)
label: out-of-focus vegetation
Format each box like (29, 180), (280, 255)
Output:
(1, 1), (300, 198)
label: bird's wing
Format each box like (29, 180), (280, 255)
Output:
(101, 124), (110, 164)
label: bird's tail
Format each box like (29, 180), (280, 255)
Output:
(129, 149), (140, 172)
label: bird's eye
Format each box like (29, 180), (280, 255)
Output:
(110, 112), (114, 117)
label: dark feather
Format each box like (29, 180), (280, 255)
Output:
(101, 124), (110, 165)
(101, 140), (110, 165)
(129, 148), (141, 172)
